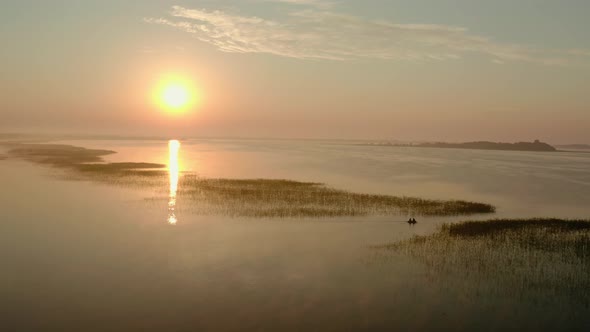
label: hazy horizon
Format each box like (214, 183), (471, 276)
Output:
(2, 131), (586, 146)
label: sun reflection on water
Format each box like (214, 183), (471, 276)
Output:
(168, 140), (181, 225)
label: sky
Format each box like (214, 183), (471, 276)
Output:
(1, 0), (589, 143)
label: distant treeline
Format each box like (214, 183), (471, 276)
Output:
(364, 140), (557, 152)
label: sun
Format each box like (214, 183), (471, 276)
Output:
(163, 84), (189, 108)
(155, 76), (199, 113)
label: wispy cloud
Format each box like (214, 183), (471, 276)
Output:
(263, 0), (334, 9)
(145, 4), (589, 65)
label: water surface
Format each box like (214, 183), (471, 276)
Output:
(2, 139), (589, 331)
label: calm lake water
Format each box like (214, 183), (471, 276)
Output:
(1, 139), (589, 331)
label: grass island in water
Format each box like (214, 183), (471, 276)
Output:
(376, 218), (590, 306)
(3, 142), (496, 218)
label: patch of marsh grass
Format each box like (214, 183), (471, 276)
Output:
(7, 143), (168, 186)
(8, 144), (115, 164)
(6, 143), (496, 218)
(71, 162), (166, 177)
(377, 218), (590, 305)
(177, 176), (495, 217)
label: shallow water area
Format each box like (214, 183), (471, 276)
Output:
(55, 138), (590, 219)
(2, 139), (590, 331)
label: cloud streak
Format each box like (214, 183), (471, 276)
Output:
(262, 0), (334, 9)
(145, 5), (588, 65)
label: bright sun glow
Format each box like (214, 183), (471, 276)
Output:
(163, 85), (189, 108)
(155, 76), (199, 114)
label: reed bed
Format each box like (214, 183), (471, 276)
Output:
(178, 176), (495, 217)
(378, 219), (590, 305)
(6, 143), (496, 218)
(7, 143), (116, 164)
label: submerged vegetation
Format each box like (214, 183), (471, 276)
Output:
(377, 218), (590, 305)
(3, 142), (496, 218)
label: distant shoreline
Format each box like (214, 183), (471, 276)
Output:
(359, 140), (558, 152)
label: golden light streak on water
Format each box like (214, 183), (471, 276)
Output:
(168, 139), (181, 225)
